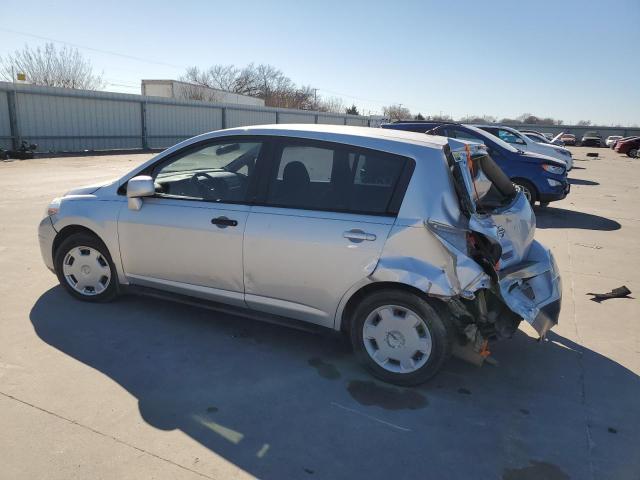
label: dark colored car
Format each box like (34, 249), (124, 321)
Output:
(581, 131), (602, 147)
(615, 136), (640, 157)
(382, 122), (569, 206)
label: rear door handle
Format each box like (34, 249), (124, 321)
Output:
(343, 229), (376, 242)
(211, 216), (238, 228)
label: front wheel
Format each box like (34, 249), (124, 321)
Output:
(350, 290), (453, 386)
(512, 179), (538, 205)
(54, 233), (119, 302)
(628, 149), (638, 158)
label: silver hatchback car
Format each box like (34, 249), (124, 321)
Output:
(38, 125), (561, 385)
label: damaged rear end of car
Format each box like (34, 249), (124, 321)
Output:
(371, 139), (561, 362)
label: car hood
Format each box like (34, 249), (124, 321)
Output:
(64, 180), (114, 196)
(521, 151), (566, 168)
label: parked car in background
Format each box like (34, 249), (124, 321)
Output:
(611, 136), (639, 151)
(606, 135), (623, 147)
(543, 133), (555, 141)
(38, 124), (562, 385)
(379, 120), (445, 133)
(560, 133), (577, 146)
(581, 131), (602, 147)
(475, 125), (573, 170)
(615, 136), (640, 157)
(383, 122), (570, 206)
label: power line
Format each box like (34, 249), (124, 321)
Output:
(1, 27), (417, 111)
(0, 27), (186, 70)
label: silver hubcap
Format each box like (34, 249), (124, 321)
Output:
(62, 246), (111, 296)
(363, 305), (433, 374)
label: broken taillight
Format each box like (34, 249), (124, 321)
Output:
(467, 231), (501, 271)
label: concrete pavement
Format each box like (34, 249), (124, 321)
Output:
(0, 147), (638, 479)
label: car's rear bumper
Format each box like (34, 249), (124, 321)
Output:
(497, 241), (562, 337)
(38, 216), (57, 274)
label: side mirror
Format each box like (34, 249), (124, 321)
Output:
(127, 175), (155, 210)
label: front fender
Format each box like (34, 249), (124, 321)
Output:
(51, 196), (127, 285)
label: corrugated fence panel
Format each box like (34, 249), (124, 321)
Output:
(146, 103), (223, 149)
(16, 92), (141, 152)
(226, 108), (277, 128)
(346, 116), (368, 126)
(0, 91), (10, 150)
(6, 82), (638, 154)
(317, 115), (345, 125)
(278, 112), (316, 124)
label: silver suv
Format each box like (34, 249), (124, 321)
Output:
(38, 125), (561, 385)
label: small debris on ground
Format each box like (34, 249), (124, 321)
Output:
(575, 243), (603, 250)
(587, 285), (632, 302)
(586, 152), (599, 157)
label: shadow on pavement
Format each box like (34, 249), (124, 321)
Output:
(568, 178), (599, 186)
(536, 207), (621, 231)
(30, 287), (640, 479)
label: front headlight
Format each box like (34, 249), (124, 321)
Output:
(542, 164), (565, 175)
(46, 197), (62, 216)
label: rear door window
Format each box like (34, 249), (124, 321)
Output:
(264, 140), (410, 215)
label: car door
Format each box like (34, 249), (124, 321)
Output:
(243, 138), (412, 328)
(117, 137), (266, 307)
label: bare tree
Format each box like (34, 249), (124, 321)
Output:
(458, 114), (497, 123)
(383, 104), (411, 121)
(0, 43), (104, 90)
(316, 96), (344, 114)
(577, 120), (592, 126)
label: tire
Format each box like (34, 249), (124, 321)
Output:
(512, 179), (538, 205)
(54, 232), (119, 302)
(539, 202), (550, 208)
(350, 289), (453, 386)
(628, 149), (638, 158)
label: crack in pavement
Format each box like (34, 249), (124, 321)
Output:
(567, 230), (595, 480)
(0, 390), (217, 480)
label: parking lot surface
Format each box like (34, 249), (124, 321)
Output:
(1, 147), (638, 479)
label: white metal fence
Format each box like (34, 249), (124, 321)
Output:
(0, 82), (378, 153)
(1, 81), (638, 153)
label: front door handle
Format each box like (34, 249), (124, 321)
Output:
(211, 216), (238, 228)
(343, 229), (376, 243)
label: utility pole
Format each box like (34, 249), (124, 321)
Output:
(313, 88), (318, 108)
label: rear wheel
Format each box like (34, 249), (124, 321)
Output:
(54, 233), (119, 302)
(628, 149), (638, 158)
(512, 179), (538, 205)
(350, 290), (453, 386)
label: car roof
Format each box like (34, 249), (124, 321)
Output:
(219, 123), (449, 149)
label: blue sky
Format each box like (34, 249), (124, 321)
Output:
(1, 0), (638, 125)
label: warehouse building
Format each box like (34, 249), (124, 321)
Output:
(141, 79), (265, 106)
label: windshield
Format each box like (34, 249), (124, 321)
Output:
(464, 125), (520, 153)
(526, 133), (549, 143)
